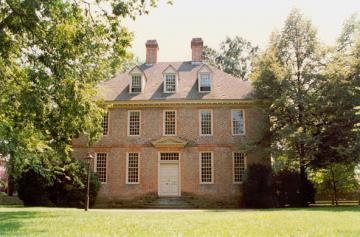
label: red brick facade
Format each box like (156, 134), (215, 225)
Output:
(72, 104), (269, 206)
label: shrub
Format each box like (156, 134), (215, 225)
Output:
(273, 169), (315, 207)
(17, 160), (100, 207)
(243, 164), (274, 208)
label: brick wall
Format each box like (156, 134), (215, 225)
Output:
(72, 104), (270, 206)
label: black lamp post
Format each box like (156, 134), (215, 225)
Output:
(84, 152), (94, 211)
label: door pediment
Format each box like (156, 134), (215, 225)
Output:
(151, 137), (188, 148)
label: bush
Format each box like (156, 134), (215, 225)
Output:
(243, 164), (274, 208)
(17, 160), (100, 207)
(273, 169), (315, 207)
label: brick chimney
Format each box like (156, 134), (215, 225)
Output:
(191, 38), (204, 64)
(145, 40), (159, 65)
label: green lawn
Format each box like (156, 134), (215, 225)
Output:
(1, 206), (360, 237)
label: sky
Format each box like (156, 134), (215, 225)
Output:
(125, 0), (360, 62)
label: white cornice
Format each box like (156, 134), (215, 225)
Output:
(105, 99), (266, 108)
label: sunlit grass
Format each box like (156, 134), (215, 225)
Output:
(1, 206), (359, 237)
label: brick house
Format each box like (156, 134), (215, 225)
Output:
(72, 38), (269, 207)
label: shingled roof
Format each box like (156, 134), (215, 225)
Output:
(99, 61), (254, 101)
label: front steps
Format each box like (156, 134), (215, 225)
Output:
(143, 197), (194, 209)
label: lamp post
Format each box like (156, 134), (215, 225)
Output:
(84, 152), (94, 211)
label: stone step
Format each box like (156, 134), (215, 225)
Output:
(142, 197), (194, 209)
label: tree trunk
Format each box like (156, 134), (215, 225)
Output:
(330, 166), (338, 206)
(6, 152), (15, 196)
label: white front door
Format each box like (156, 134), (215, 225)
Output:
(159, 163), (179, 196)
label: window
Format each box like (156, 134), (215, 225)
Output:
(126, 152), (139, 184)
(233, 152), (246, 183)
(199, 110), (213, 136)
(96, 153), (107, 183)
(128, 111), (140, 136)
(160, 152), (179, 161)
(102, 112), (109, 135)
(199, 73), (211, 92)
(130, 75), (142, 93)
(163, 110), (176, 135)
(232, 110), (245, 135)
(164, 74), (176, 93)
(200, 152), (213, 184)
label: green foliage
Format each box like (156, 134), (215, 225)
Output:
(17, 159), (100, 207)
(203, 36), (258, 80)
(243, 164), (274, 208)
(310, 163), (359, 205)
(0, 0), (165, 183)
(273, 169), (315, 207)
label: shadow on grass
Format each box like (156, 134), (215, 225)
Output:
(206, 206), (360, 213)
(0, 210), (45, 236)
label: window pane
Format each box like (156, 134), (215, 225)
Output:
(96, 153), (107, 183)
(127, 153), (139, 183)
(129, 111), (140, 135)
(164, 111), (176, 135)
(232, 110), (244, 135)
(233, 153), (245, 183)
(160, 153), (179, 161)
(200, 110), (212, 135)
(200, 152), (212, 183)
(200, 73), (211, 92)
(102, 112), (109, 135)
(165, 74), (176, 92)
(131, 75), (142, 93)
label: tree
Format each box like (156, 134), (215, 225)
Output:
(0, 0), (167, 195)
(203, 36), (258, 80)
(311, 163), (359, 206)
(251, 9), (323, 206)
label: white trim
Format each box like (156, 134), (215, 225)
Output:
(199, 109), (213, 136)
(129, 74), (143, 94)
(94, 152), (108, 184)
(127, 110), (141, 136)
(199, 151), (214, 184)
(231, 109), (246, 136)
(232, 152), (247, 184)
(157, 152), (181, 197)
(163, 73), (177, 93)
(126, 152), (140, 184)
(198, 72), (212, 93)
(163, 110), (177, 136)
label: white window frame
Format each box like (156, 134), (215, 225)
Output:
(163, 110), (177, 136)
(199, 109), (213, 136)
(198, 72), (212, 93)
(231, 109), (246, 136)
(94, 152), (108, 184)
(199, 151), (214, 184)
(233, 152), (247, 184)
(126, 152), (140, 184)
(130, 74), (142, 93)
(164, 73), (177, 93)
(127, 110), (141, 136)
(102, 112), (109, 136)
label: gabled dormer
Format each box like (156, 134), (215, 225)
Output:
(162, 65), (178, 93)
(197, 64), (212, 93)
(129, 66), (146, 93)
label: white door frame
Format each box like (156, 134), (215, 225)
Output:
(157, 152), (181, 197)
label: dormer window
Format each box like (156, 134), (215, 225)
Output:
(199, 73), (211, 92)
(130, 74), (142, 93)
(164, 74), (176, 93)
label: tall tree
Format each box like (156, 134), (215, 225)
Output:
(251, 9), (323, 206)
(203, 36), (258, 80)
(0, 0), (167, 195)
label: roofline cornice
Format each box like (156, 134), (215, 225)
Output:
(104, 99), (268, 108)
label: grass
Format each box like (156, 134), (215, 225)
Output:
(1, 206), (360, 237)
